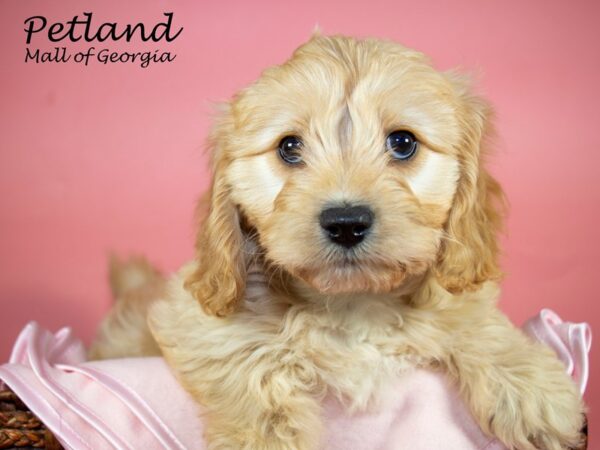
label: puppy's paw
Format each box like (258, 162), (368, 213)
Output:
(203, 410), (319, 450)
(205, 428), (313, 450)
(489, 369), (585, 450)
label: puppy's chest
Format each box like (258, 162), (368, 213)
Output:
(302, 316), (419, 411)
(245, 280), (422, 408)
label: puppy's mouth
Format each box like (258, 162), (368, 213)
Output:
(332, 255), (361, 269)
(320, 250), (370, 274)
(292, 256), (409, 295)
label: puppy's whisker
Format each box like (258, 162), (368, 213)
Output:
(440, 231), (465, 248)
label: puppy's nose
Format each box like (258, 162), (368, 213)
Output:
(319, 205), (374, 248)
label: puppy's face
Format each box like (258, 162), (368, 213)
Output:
(227, 38), (465, 294)
(187, 35), (502, 315)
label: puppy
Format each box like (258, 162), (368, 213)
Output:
(91, 34), (585, 450)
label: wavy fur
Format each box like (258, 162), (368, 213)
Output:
(92, 35), (584, 450)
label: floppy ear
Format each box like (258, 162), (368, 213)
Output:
(184, 109), (247, 317)
(434, 74), (506, 293)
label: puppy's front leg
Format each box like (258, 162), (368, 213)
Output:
(447, 308), (585, 450)
(150, 303), (322, 450)
(198, 359), (322, 450)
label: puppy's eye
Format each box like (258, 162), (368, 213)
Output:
(278, 136), (303, 165)
(386, 131), (418, 161)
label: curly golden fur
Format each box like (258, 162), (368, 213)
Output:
(91, 34), (585, 450)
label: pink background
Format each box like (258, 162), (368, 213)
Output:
(1, 0), (599, 439)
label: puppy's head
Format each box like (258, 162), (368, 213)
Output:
(186, 35), (504, 316)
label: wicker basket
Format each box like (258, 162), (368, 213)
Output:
(0, 386), (589, 450)
(0, 389), (63, 450)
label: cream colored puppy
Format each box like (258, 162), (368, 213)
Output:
(91, 35), (585, 450)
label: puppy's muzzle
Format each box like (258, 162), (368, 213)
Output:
(319, 205), (374, 248)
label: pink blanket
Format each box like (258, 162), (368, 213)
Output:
(0, 310), (590, 450)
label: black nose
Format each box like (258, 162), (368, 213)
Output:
(319, 205), (374, 248)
